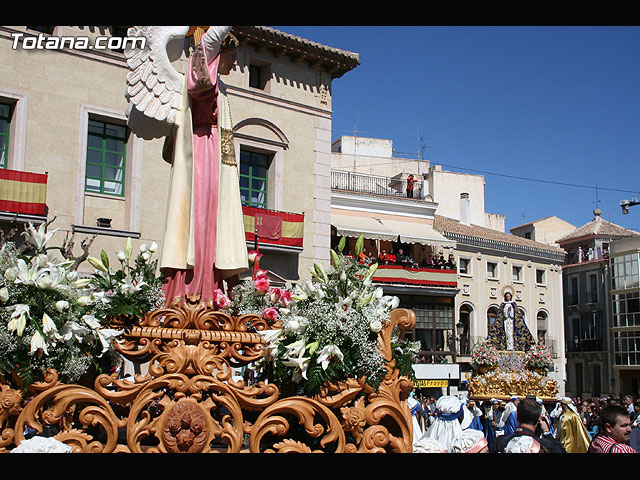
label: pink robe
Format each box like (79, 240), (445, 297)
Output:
(162, 47), (224, 305)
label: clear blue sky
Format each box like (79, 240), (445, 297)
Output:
(270, 26), (640, 233)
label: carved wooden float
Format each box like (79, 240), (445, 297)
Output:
(0, 297), (416, 453)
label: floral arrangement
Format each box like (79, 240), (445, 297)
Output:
(470, 339), (498, 370)
(235, 235), (419, 396)
(525, 340), (554, 372)
(0, 222), (165, 389)
(84, 238), (166, 328)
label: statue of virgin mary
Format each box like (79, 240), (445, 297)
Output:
(488, 288), (535, 351)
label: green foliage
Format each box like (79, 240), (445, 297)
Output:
(241, 235), (419, 397)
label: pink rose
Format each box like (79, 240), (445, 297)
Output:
(254, 276), (270, 295)
(262, 307), (278, 323)
(213, 289), (231, 309)
(279, 290), (292, 307)
(268, 287), (282, 304)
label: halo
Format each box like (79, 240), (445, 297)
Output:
(501, 285), (515, 299)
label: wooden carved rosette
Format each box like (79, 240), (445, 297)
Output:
(0, 297), (416, 453)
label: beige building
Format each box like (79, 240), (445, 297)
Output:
(511, 215), (576, 247)
(0, 26), (359, 285)
(331, 135), (567, 396)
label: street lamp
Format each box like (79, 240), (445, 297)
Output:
(621, 197), (640, 214)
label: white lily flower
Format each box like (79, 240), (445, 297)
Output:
(55, 300), (69, 312)
(30, 330), (48, 355)
(149, 242), (158, 253)
(116, 250), (127, 261)
(36, 274), (53, 290)
(23, 222), (58, 251)
(141, 251), (151, 261)
(282, 354), (311, 380)
(258, 329), (283, 345)
(58, 321), (91, 344)
(316, 344), (344, 370)
(8, 304), (30, 336)
(81, 314), (101, 330)
(93, 327), (123, 356)
(0, 286), (8, 302)
(14, 258), (41, 285)
(75, 278), (92, 288)
(284, 339), (306, 358)
(139, 243), (148, 253)
(42, 312), (57, 335)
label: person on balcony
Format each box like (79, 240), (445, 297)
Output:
(406, 174), (416, 198)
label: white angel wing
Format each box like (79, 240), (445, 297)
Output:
(124, 26), (190, 140)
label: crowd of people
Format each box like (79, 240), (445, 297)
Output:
(409, 390), (640, 453)
(350, 248), (456, 270)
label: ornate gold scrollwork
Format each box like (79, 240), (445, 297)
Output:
(0, 302), (416, 453)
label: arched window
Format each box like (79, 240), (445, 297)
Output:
(458, 303), (473, 355)
(487, 305), (499, 335)
(537, 310), (549, 343)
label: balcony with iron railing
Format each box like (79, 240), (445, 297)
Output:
(331, 169), (425, 200)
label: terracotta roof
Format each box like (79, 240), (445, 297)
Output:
(433, 215), (565, 255)
(233, 26), (360, 78)
(556, 210), (639, 244)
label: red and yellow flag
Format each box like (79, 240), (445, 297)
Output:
(242, 205), (304, 248)
(0, 169), (47, 215)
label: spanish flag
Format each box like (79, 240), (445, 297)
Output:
(242, 205), (304, 248)
(0, 169), (48, 215)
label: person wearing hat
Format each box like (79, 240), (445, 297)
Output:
(450, 428), (489, 453)
(413, 436), (448, 453)
(493, 397), (565, 453)
(418, 395), (472, 452)
(558, 397), (591, 453)
(503, 396), (521, 436)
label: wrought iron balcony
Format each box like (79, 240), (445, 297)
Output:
(331, 170), (423, 200)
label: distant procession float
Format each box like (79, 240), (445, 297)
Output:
(468, 286), (559, 402)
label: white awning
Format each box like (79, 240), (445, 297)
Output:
(331, 213), (398, 241)
(378, 219), (456, 248)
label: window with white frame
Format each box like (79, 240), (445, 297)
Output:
(85, 118), (128, 197)
(512, 264), (523, 283)
(486, 261), (498, 279)
(536, 268), (546, 285)
(458, 257), (471, 275)
(0, 102), (11, 169)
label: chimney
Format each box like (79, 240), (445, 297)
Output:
(460, 193), (470, 225)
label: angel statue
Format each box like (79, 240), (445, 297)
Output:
(124, 26), (248, 306)
(487, 288), (535, 352)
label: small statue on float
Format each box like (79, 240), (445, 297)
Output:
(468, 286), (558, 402)
(487, 290), (535, 352)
